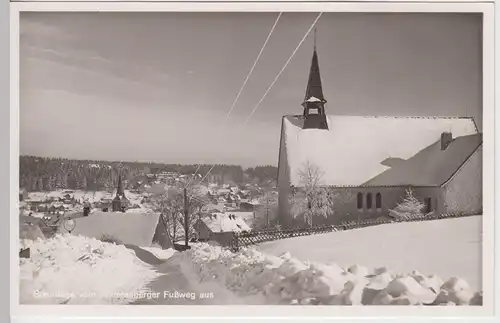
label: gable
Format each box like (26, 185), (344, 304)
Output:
(282, 115), (478, 186)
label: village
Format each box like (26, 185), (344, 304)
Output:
(19, 166), (280, 246)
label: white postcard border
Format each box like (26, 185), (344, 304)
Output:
(9, 1), (496, 320)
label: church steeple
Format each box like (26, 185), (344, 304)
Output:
(116, 173), (125, 198)
(112, 168), (128, 212)
(301, 30), (328, 130)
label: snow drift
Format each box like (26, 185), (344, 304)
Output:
(19, 234), (161, 304)
(179, 243), (482, 306)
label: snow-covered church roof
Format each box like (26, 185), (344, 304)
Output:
(280, 115), (479, 187)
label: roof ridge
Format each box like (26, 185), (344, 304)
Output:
(286, 114), (475, 120)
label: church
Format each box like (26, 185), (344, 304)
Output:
(111, 172), (130, 212)
(277, 45), (483, 228)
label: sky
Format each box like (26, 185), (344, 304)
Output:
(19, 12), (483, 167)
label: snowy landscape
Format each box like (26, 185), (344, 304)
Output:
(20, 216), (482, 305)
(18, 12), (485, 309)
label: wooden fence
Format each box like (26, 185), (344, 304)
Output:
(230, 211), (478, 251)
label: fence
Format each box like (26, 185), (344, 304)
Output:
(230, 211), (478, 251)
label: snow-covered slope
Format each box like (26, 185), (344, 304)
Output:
(258, 216), (482, 292)
(19, 234), (160, 304)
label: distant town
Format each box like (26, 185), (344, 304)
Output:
(19, 155), (279, 236)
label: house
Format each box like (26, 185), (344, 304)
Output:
(60, 211), (173, 249)
(239, 202), (256, 212)
(277, 45), (482, 228)
(194, 212), (251, 244)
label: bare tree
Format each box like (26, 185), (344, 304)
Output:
(149, 183), (210, 243)
(253, 190), (279, 229)
(289, 161), (334, 227)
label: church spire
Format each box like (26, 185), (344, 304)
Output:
(116, 171), (125, 198)
(303, 31), (326, 104)
(301, 32), (328, 130)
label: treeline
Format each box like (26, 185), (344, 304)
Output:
(19, 156), (278, 192)
(245, 165), (278, 185)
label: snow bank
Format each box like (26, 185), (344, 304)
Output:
(178, 243), (482, 306)
(141, 247), (176, 261)
(20, 234), (160, 305)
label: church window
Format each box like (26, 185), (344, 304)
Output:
(424, 197), (432, 213)
(366, 193), (373, 209)
(357, 193), (363, 209)
(376, 193), (382, 209)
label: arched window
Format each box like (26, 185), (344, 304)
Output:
(366, 193), (373, 209)
(357, 193), (363, 209)
(376, 193), (382, 209)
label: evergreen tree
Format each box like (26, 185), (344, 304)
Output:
(389, 189), (426, 220)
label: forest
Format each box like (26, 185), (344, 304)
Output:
(19, 155), (278, 192)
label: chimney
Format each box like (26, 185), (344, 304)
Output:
(441, 132), (453, 150)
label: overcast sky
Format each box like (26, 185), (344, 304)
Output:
(20, 12), (482, 167)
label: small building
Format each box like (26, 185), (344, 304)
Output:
(194, 213), (251, 243)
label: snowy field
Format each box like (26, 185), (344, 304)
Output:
(18, 216), (483, 306)
(258, 216), (482, 292)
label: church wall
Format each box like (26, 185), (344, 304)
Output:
(443, 146), (483, 215)
(277, 118), (292, 227)
(316, 186), (408, 225)
(281, 185), (446, 228)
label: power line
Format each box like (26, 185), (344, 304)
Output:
(198, 12), (323, 185)
(185, 12), (283, 188)
(243, 12), (323, 125)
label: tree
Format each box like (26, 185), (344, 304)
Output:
(253, 190), (278, 229)
(389, 188), (428, 220)
(148, 183), (209, 244)
(288, 161), (334, 227)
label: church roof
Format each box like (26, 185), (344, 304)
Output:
(280, 115), (479, 187)
(363, 133), (482, 186)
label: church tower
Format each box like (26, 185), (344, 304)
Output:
(112, 169), (128, 212)
(302, 30), (328, 130)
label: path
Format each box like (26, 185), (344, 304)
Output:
(124, 245), (223, 305)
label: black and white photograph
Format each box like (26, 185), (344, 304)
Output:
(15, 8), (491, 309)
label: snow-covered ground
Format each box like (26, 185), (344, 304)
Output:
(258, 216), (482, 292)
(176, 242), (482, 305)
(20, 234), (161, 305)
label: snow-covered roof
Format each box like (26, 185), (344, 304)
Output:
(281, 115), (478, 187)
(200, 213), (251, 233)
(365, 133), (482, 186)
